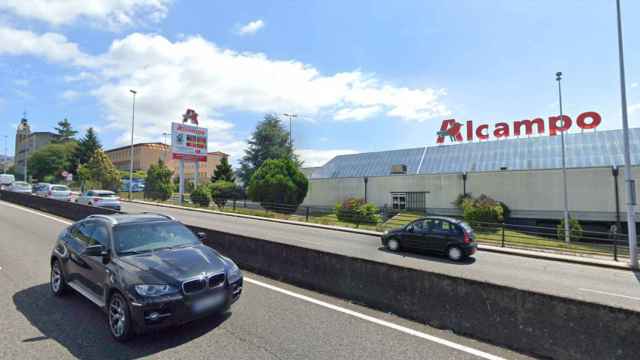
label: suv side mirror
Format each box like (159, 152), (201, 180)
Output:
(405, 225), (414, 233)
(83, 244), (108, 257)
(197, 232), (207, 241)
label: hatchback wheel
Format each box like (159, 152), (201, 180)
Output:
(108, 292), (133, 341)
(447, 246), (463, 261)
(386, 239), (400, 251)
(50, 260), (67, 296)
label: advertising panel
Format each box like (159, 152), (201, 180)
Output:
(171, 122), (208, 162)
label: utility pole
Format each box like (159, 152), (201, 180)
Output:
(615, 0), (637, 268)
(283, 113), (297, 148)
(128, 89), (137, 200)
(556, 72), (570, 243)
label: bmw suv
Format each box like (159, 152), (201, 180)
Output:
(49, 213), (243, 341)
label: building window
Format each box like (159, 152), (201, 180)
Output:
(391, 193), (407, 210)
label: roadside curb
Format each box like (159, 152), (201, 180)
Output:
(125, 199), (633, 271)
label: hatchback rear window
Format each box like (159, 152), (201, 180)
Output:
(52, 186), (69, 191)
(459, 221), (474, 234)
(95, 191), (116, 197)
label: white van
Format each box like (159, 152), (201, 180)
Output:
(0, 174), (15, 190)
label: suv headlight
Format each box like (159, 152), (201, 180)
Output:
(224, 257), (242, 283)
(134, 284), (178, 297)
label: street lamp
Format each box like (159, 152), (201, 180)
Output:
(128, 89), (137, 201)
(556, 72), (570, 243)
(615, 0), (637, 268)
(282, 113), (297, 148)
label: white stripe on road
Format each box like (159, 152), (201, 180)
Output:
(0, 200), (505, 360)
(578, 288), (640, 301)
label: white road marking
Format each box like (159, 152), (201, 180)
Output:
(579, 288), (640, 301)
(1, 200), (505, 360)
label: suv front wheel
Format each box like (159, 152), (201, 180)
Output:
(108, 292), (134, 341)
(50, 260), (67, 296)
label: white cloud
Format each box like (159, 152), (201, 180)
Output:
(61, 90), (81, 101)
(208, 140), (247, 164)
(296, 149), (359, 167)
(334, 106), (382, 121)
(0, 0), (171, 29)
(0, 27), (450, 161)
(629, 104), (640, 115)
(236, 20), (265, 36)
(631, 82), (638, 89)
(0, 26), (94, 66)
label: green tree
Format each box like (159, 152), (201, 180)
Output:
(210, 180), (243, 208)
(145, 160), (173, 201)
(78, 149), (120, 191)
(27, 142), (77, 182)
(247, 158), (308, 213)
(190, 185), (211, 207)
(239, 114), (299, 185)
(54, 118), (78, 142)
(211, 156), (235, 182)
(71, 127), (102, 174)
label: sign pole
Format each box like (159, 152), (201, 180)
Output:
(179, 159), (185, 205)
(195, 160), (199, 187)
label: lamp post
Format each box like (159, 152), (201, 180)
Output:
(128, 89), (137, 201)
(615, 0), (637, 268)
(556, 72), (570, 243)
(283, 113), (297, 148)
(2, 135), (7, 173)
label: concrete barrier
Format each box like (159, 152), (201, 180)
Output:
(2, 191), (638, 359)
(0, 190), (118, 220)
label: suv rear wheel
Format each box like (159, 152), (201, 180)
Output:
(386, 238), (400, 251)
(108, 292), (134, 341)
(447, 246), (463, 261)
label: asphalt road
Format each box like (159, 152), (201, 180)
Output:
(120, 201), (640, 311)
(0, 201), (530, 360)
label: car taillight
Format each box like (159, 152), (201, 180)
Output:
(93, 197), (101, 202)
(463, 232), (471, 244)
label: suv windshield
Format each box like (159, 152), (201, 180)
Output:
(114, 221), (200, 255)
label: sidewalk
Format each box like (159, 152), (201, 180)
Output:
(126, 199), (634, 271)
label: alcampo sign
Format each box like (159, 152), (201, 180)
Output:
(436, 111), (602, 144)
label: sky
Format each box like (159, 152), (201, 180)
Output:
(1, 0), (640, 167)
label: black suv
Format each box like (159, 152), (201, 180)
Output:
(49, 213), (243, 341)
(381, 216), (477, 261)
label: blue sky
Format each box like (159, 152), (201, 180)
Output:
(1, 0), (640, 166)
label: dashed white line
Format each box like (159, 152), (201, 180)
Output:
(0, 200), (505, 360)
(578, 288), (640, 301)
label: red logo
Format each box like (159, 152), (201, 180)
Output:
(436, 111), (601, 144)
(182, 109), (199, 125)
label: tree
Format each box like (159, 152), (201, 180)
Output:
(211, 156), (235, 183)
(210, 180), (243, 208)
(27, 142), (77, 182)
(71, 127), (102, 174)
(54, 118), (78, 142)
(190, 185), (211, 207)
(247, 158), (308, 213)
(239, 114), (299, 185)
(145, 160), (173, 201)
(78, 149), (120, 191)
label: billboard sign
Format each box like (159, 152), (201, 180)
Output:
(436, 111), (602, 144)
(171, 122), (208, 162)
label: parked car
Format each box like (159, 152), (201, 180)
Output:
(0, 173), (15, 189)
(6, 181), (32, 194)
(49, 213), (243, 341)
(36, 184), (72, 201)
(76, 190), (122, 210)
(33, 183), (52, 196)
(381, 216), (477, 261)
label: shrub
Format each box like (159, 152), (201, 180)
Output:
(190, 185), (211, 207)
(247, 158), (308, 213)
(556, 218), (583, 242)
(460, 194), (507, 226)
(210, 180), (243, 209)
(453, 193), (473, 209)
(335, 198), (381, 226)
(145, 160), (173, 201)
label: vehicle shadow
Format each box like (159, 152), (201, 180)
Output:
(13, 283), (230, 359)
(378, 247), (477, 265)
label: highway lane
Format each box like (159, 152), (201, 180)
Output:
(121, 201), (640, 311)
(0, 201), (529, 360)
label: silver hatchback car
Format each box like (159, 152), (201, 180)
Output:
(76, 190), (121, 211)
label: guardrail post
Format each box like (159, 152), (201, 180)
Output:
(613, 230), (618, 262)
(233, 199), (236, 211)
(501, 223), (506, 247)
(305, 207), (310, 222)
